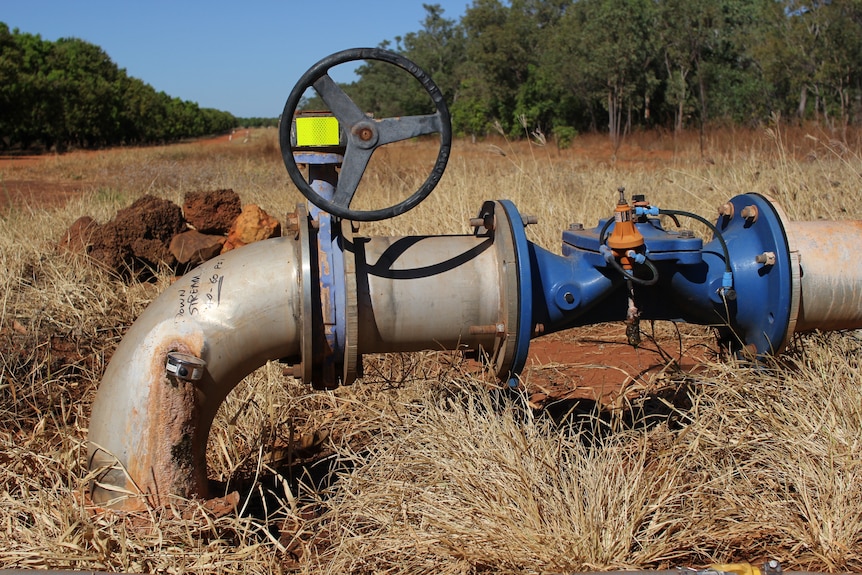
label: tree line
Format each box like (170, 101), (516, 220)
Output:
(6, 1), (862, 153)
(340, 0), (862, 150)
(0, 23), (246, 152)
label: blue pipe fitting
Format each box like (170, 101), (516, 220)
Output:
(626, 250), (647, 265)
(304, 153), (349, 388)
(635, 205), (660, 217)
(507, 193), (798, 359)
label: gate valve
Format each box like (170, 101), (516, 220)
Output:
(606, 188), (645, 269)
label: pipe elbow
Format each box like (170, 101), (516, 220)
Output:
(87, 236), (302, 509)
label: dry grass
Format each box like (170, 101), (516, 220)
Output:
(1, 124), (862, 573)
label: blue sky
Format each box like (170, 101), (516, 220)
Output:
(3, 1), (469, 118)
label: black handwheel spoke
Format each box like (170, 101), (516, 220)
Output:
(279, 48), (452, 222)
(334, 146), (374, 206)
(312, 74), (366, 128)
(376, 114), (444, 146)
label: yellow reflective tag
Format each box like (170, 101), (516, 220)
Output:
(295, 116), (340, 146)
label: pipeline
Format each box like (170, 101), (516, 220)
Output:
(87, 203), (518, 507)
(87, 48), (862, 510)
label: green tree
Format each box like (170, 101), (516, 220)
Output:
(47, 38), (122, 148)
(784, 0), (862, 128)
(397, 3), (465, 111)
(459, 0), (565, 136)
(348, 5), (465, 119)
(657, 0), (719, 133)
(0, 23), (23, 148)
(551, 0), (658, 153)
(0, 22), (236, 150)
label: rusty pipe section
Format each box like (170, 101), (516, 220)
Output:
(87, 236), (303, 509)
(788, 220), (862, 333)
(87, 207), (518, 508)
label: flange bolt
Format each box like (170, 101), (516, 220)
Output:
(741, 205), (759, 222)
(755, 251), (776, 266)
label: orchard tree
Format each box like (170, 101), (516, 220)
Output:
(551, 0), (658, 153)
(459, 0), (565, 136)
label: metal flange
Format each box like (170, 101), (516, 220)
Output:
(296, 203), (314, 384)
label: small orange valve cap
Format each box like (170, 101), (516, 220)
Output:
(607, 202), (645, 252)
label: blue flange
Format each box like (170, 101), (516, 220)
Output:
(713, 193), (797, 354)
(497, 200), (534, 387)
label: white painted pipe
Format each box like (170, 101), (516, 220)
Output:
(87, 236), (303, 509)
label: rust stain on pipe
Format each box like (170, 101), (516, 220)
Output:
(95, 336), (207, 510)
(135, 337), (205, 507)
(789, 220), (862, 333)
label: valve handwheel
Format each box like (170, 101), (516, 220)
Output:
(280, 48), (452, 221)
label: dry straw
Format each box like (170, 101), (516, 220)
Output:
(1, 124), (861, 573)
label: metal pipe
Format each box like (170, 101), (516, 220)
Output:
(86, 207), (521, 508)
(356, 234), (504, 353)
(788, 220), (862, 332)
(87, 235), (303, 509)
(87, 193), (862, 510)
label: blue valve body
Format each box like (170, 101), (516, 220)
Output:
(516, 193), (795, 356)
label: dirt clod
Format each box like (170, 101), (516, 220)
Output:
(183, 189), (242, 234)
(57, 215), (99, 253)
(89, 195), (186, 275)
(170, 230), (226, 267)
(221, 204), (281, 253)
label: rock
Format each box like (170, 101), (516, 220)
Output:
(183, 189), (242, 234)
(221, 205), (281, 253)
(170, 230), (226, 266)
(57, 215), (99, 253)
(89, 195), (186, 275)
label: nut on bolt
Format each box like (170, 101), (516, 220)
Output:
(740, 205), (759, 222)
(285, 213), (300, 235)
(719, 202), (735, 219)
(755, 251), (776, 266)
(282, 363), (304, 379)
